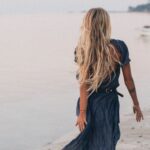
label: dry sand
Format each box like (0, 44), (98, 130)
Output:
(40, 109), (150, 150)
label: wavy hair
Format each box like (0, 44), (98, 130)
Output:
(75, 8), (120, 96)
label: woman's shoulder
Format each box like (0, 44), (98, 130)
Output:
(110, 38), (129, 52)
(110, 38), (131, 66)
(110, 38), (127, 46)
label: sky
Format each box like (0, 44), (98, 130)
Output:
(0, 0), (148, 14)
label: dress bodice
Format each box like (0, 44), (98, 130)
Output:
(99, 39), (131, 90)
(74, 38), (131, 90)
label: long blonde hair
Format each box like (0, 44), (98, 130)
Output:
(75, 7), (120, 96)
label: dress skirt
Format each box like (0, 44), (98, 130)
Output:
(62, 89), (121, 150)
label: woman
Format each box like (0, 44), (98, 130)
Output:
(62, 7), (144, 150)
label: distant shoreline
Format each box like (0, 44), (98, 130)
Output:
(128, 2), (150, 12)
(68, 10), (150, 14)
(0, 10), (149, 16)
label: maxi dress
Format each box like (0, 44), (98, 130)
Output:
(62, 39), (131, 150)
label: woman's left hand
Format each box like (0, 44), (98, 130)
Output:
(75, 111), (87, 132)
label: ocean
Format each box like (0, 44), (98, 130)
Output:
(0, 12), (149, 150)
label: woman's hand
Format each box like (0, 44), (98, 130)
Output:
(133, 105), (144, 122)
(75, 111), (87, 132)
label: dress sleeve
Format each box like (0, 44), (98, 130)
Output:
(118, 40), (131, 67)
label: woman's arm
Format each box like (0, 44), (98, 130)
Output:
(122, 63), (139, 106)
(75, 83), (88, 132)
(122, 63), (144, 122)
(79, 83), (89, 112)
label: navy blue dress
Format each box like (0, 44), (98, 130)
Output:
(62, 39), (131, 150)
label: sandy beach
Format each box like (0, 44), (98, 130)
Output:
(40, 109), (150, 150)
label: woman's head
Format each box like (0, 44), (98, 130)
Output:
(75, 7), (120, 96)
(82, 7), (111, 41)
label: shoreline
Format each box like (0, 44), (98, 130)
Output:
(0, 11), (149, 17)
(40, 109), (150, 150)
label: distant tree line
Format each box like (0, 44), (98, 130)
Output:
(128, 2), (150, 12)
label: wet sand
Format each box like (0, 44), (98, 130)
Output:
(40, 109), (150, 150)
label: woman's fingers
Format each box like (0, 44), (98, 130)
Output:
(80, 123), (84, 132)
(78, 122), (82, 132)
(76, 119), (87, 132)
(75, 115), (87, 132)
(136, 112), (141, 122)
(79, 121), (86, 132)
(135, 110), (144, 122)
(133, 106), (144, 122)
(137, 114), (139, 122)
(84, 118), (87, 125)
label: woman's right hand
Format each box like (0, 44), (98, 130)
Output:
(133, 105), (144, 122)
(75, 111), (87, 132)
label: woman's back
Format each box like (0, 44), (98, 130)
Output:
(74, 38), (131, 93)
(99, 38), (131, 89)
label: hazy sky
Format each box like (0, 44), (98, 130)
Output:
(0, 0), (148, 14)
